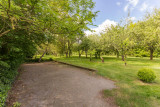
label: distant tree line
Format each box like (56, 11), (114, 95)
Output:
(49, 9), (160, 62)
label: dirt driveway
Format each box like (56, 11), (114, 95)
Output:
(7, 62), (116, 107)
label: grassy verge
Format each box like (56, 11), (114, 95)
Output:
(41, 55), (160, 107)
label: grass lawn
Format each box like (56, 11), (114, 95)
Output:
(41, 55), (160, 107)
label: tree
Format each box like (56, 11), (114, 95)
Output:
(0, 0), (98, 62)
(133, 9), (160, 60)
(88, 34), (102, 59)
(80, 37), (90, 58)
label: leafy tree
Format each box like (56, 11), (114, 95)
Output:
(80, 36), (90, 58)
(133, 9), (160, 60)
(88, 34), (102, 58)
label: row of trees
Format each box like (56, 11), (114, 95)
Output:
(0, 0), (97, 62)
(102, 9), (160, 61)
(46, 9), (160, 62)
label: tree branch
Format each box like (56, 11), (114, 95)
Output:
(0, 30), (10, 37)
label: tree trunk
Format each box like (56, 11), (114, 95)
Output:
(8, 0), (11, 9)
(79, 51), (81, 58)
(68, 40), (71, 58)
(95, 52), (97, 59)
(121, 48), (124, 61)
(0, 30), (10, 37)
(99, 52), (101, 59)
(101, 57), (104, 63)
(122, 55), (124, 61)
(90, 53), (92, 61)
(66, 52), (68, 58)
(150, 49), (154, 60)
(116, 50), (119, 58)
(65, 48), (68, 58)
(85, 51), (87, 58)
(69, 50), (71, 58)
(39, 48), (47, 62)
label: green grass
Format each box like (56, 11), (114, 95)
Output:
(41, 55), (160, 107)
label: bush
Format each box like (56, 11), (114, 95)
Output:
(0, 61), (19, 107)
(25, 58), (39, 62)
(137, 68), (156, 82)
(49, 58), (53, 61)
(13, 102), (21, 107)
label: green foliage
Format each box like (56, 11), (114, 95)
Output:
(81, 9), (160, 61)
(0, 61), (19, 107)
(0, 0), (97, 105)
(134, 49), (150, 57)
(137, 68), (156, 82)
(0, 61), (10, 71)
(12, 102), (21, 107)
(49, 58), (53, 61)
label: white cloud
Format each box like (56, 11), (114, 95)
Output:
(130, 17), (136, 21)
(124, 4), (129, 12)
(140, 2), (148, 12)
(128, 0), (139, 7)
(116, 2), (122, 6)
(124, 0), (139, 12)
(85, 19), (117, 35)
(130, 17), (137, 21)
(126, 17), (136, 22)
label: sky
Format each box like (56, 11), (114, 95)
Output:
(85, 0), (160, 35)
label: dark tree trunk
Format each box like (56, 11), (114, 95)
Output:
(122, 55), (124, 61)
(116, 50), (119, 58)
(150, 49), (154, 60)
(99, 52), (101, 59)
(79, 52), (81, 58)
(68, 40), (71, 58)
(95, 52), (97, 59)
(8, 0), (11, 9)
(121, 48), (124, 61)
(78, 50), (83, 58)
(39, 48), (47, 62)
(66, 51), (68, 58)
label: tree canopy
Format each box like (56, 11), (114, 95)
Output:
(0, 0), (97, 106)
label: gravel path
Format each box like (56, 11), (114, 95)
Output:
(7, 62), (116, 107)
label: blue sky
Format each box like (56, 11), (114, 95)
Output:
(85, 0), (160, 35)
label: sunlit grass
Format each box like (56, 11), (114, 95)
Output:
(41, 55), (160, 107)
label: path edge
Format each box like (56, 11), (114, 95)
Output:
(53, 60), (98, 72)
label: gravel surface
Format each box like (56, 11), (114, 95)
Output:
(7, 62), (116, 107)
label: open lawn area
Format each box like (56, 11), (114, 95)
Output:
(41, 55), (160, 107)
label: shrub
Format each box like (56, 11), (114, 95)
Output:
(49, 58), (53, 61)
(0, 61), (19, 107)
(13, 102), (21, 107)
(137, 68), (156, 82)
